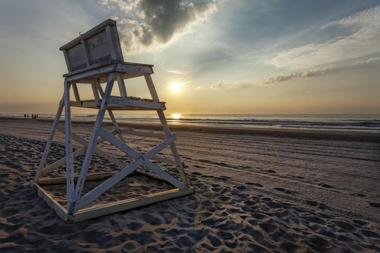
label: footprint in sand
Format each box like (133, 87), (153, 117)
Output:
(127, 221), (143, 231)
(333, 220), (354, 231)
(352, 193), (366, 197)
(217, 175), (231, 181)
(360, 229), (380, 239)
(305, 200), (319, 207)
(319, 183), (334, 189)
(246, 182), (263, 187)
(369, 202), (380, 208)
(274, 187), (296, 194)
(306, 235), (331, 251)
(259, 221), (277, 234)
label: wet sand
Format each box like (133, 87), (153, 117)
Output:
(0, 118), (379, 252)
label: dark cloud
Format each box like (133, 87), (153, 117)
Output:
(140, 0), (213, 42)
(106, 0), (216, 52)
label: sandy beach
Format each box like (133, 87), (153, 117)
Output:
(0, 118), (379, 252)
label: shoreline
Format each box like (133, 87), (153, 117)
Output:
(1, 117), (379, 143)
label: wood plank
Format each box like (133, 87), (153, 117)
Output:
(134, 170), (171, 182)
(150, 155), (177, 166)
(99, 128), (140, 158)
(145, 162), (185, 188)
(35, 97), (64, 181)
(116, 63), (153, 75)
(63, 51), (72, 72)
(60, 19), (117, 50)
(38, 172), (114, 186)
(74, 73), (115, 207)
(95, 79), (105, 97)
(116, 73), (127, 97)
(77, 130), (176, 209)
(105, 25), (117, 60)
(72, 187), (193, 222)
(121, 126), (165, 139)
(69, 96), (165, 111)
(56, 125), (123, 167)
(95, 79), (125, 142)
(107, 109), (125, 142)
(64, 63), (153, 83)
(99, 128), (176, 162)
(91, 81), (100, 105)
(99, 127), (176, 166)
(99, 128), (182, 186)
(75, 158), (144, 210)
(72, 83), (81, 101)
(108, 96), (165, 110)
(33, 183), (68, 221)
(63, 81), (76, 204)
(144, 74), (160, 101)
(80, 39), (91, 67)
(40, 147), (86, 177)
(144, 74), (189, 187)
(112, 24), (124, 62)
(64, 64), (117, 82)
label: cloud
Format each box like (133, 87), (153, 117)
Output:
(167, 69), (187, 75)
(263, 54), (380, 85)
(264, 69), (328, 85)
(354, 56), (380, 65)
(267, 5), (380, 69)
(195, 70), (329, 90)
(194, 81), (256, 91)
(99, 0), (217, 52)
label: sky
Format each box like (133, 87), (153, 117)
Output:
(0, 0), (379, 115)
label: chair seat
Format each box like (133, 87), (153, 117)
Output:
(70, 96), (166, 111)
(63, 62), (154, 83)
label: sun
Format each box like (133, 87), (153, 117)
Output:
(171, 113), (182, 120)
(169, 81), (184, 93)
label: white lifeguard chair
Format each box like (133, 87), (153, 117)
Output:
(33, 19), (192, 222)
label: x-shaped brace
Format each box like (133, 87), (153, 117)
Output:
(73, 128), (185, 211)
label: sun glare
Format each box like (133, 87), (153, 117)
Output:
(171, 113), (182, 120)
(169, 82), (184, 93)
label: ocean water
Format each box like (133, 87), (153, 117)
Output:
(2, 113), (380, 132)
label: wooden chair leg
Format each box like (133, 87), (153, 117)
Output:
(64, 80), (75, 211)
(72, 83), (80, 102)
(107, 109), (125, 142)
(116, 73), (127, 97)
(144, 74), (189, 186)
(73, 73), (116, 213)
(94, 78), (125, 142)
(35, 96), (64, 181)
(157, 110), (189, 186)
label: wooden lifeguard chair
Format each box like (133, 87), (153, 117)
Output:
(33, 19), (192, 222)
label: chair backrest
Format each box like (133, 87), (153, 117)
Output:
(60, 19), (124, 73)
